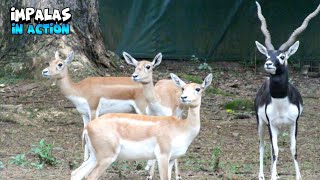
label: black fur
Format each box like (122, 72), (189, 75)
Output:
(254, 71), (303, 128)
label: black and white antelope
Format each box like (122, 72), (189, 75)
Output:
(254, 1), (320, 180)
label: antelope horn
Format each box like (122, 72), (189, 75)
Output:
(256, 1), (274, 50)
(279, 3), (320, 51)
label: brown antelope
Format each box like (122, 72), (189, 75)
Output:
(42, 51), (147, 159)
(123, 52), (183, 179)
(70, 73), (212, 180)
(254, 2), (320, 180)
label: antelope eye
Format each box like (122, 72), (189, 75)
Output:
(280, 56), (285, 60)
(58, 63), (63, 67)
(195, 88), (201, 92)
(182, 88), (185, 91)
(146, 65), (151, 69)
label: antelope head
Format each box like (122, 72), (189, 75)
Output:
(255, 1), (320, 75)
(170, 73), (212, 107)
(123, 52), (162, 84)
(42, 51), (74, 79)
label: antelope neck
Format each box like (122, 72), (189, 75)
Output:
(142, 79), (158, 103)
(56, 70), (76, 96)
(184, 103), (201, 137)
(269, 70), (289, 98)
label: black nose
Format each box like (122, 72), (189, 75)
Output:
(181, 96), (187, 100)
(266, 62), (273, 66)
(132, 74), (138, 78)
(42, 70), (48, 74)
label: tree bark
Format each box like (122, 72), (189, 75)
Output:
(0, 0), (116, 76)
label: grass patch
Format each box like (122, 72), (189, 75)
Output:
(206, 87), (232, 96)
(0, 77), (24, 85)
(209, 146), (222, 172)
(224, 99), (254, 111)
(176, 73), (203, 84)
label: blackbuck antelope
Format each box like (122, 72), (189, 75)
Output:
(254, 2), (320, 180)
(71, 73), (212, 180)
(42, 51), (147, 159)
(123, 52), (183, 179)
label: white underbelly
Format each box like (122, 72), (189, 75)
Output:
(117, 138), (156, 160)
(96, 98), (143, 117)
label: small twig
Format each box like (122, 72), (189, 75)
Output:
(64, 105), (76, 109)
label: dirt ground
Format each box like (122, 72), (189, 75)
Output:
(0, 60), (319, 180)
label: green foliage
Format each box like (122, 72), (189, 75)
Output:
(198, 62), (212, 72)
(190, 55), (213, 72)
(228, 163), (239, 174)
(9, 154), (28, 166)
(190, 55), (200, 62)
(224, 99), (254, 111)
(30, 139), (57, 167)
(0, 77), (23, 85)
(210, 146), (222, 172)
(30, 162), (44, 170)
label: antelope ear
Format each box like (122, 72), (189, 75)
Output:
(255, 41), (268, 57)
(201, 73), (212, 90)
(55, 51), (60, 60)
(123, 52), (138, 66)
(152, 53), (162, 68)
(170, 73), (186, 88)
(286, 41), (299, 57)
(64, 51), (74, 65)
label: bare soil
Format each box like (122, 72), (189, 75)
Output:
(0, 60), (319, 180)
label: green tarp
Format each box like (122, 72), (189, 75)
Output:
(99, 0), (320, 61)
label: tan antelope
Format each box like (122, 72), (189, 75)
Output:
(123, 52), (183, 179)
(254, 2), (320, 180)
(70, 73), (212, 180)
(42, 51), (148, 159)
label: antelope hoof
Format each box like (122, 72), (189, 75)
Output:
(146, 176), (153, 180)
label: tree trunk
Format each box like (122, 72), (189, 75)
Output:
(0, 0), (116, 76)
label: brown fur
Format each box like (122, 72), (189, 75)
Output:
(44, 56), (148, 119)
(71, 73), (212, 180)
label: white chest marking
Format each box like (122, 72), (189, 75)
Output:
(146, 102), (172, 116)
(170, 134), (193, 159)
(96, 98), (143, 117)
(67, 96), (91, 118)
(117, 138), (156, 160)
(258, 97), (301, 127)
